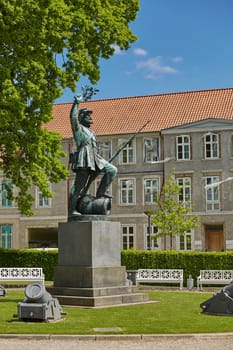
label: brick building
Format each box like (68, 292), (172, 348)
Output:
(1, 88), (233, 251)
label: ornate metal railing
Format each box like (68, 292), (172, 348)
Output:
(0, 267), (44, 284)
(136, 269), (183, 289)
(197, 270), (233, 290)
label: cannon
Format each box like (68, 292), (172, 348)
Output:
(200, 281), (233, 316)
(76, 194), (111, 215)
(16, 282), (65, 322)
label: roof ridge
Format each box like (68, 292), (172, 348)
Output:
(54, 87), (233, 105)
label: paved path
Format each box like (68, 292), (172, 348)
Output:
(1, 334), (233, 350)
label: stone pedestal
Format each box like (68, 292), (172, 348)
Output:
(48, 218), (149, 307)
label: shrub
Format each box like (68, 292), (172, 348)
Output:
(0, 248), (58, 280)
(121, 250), (233, 286)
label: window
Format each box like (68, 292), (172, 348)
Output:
(0, 224), (12, 248)
(145, 225), (158, 250)
(179, 232), (192, 251)
(144, 137), (160, 162)
(118, 139), (135, 164)
(204, 133), (219, 159)
(119, 179), (135, 204)
(1, 180), (13, 208)
(144, 178), (159, 203)
(176, 177), (191, 206)
(176, 135), (190, 160)
(205, 176), (220, 211)
(122, 225), (135, 249)
(36, 188), (51, 208)
(97, 141), (112, 161)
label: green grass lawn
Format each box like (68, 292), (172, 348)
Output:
(1, 289), (233, 334)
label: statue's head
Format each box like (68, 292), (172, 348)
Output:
(78, 108), (93, 127)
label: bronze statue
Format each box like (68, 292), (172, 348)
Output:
(69, 89), (117, 216)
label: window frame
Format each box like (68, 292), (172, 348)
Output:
(204, 133), (219, 159)
(1, 180), (13, 208)
(176, 135), (190, 160)
(118, 138), (136, 165)
(0, 224), (12, 248)
(144, 224), (159, 250)
(143, 137), (160, 163)
(36, 186), (51, 208)
(205, 176), (220, 211)
(143, 177), (160, 204)
(119, 178), (136, 205)
(178, 231), (193, 251)
(121, 224), (135, 250)
(176, 176), (192, 207)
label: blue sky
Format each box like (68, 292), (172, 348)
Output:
(56, 0), (233, 103)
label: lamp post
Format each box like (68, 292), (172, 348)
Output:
(145, 212), (152, 250)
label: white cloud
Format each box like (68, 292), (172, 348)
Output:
(171, 56), (184, 63)
(135, 56), (177, 80)
(133, 48), (148, 56)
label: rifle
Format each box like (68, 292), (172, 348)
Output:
(69, 120), (151, 195)
(108, 120), (151, 163)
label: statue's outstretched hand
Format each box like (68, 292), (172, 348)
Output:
(74, 94), (83, 104)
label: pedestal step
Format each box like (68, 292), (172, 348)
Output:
(48, 285), (137, 297)
(48, 285), (149, 307)
(51, 292), (149, 307)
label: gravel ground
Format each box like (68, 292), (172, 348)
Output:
(1, 334), (233, 350)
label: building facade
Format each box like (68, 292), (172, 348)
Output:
(1, 88), (233, 252)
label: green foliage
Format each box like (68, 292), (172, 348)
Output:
(0, 248), (58, 280)
(151, 171), (200, 245)
(2, 248), (233, 287)
(121, 249), (233, 286)
(0, 0), (139, 215)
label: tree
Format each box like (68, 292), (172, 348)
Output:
(151, 171), (200, 249)
(0, 0), (139, 215)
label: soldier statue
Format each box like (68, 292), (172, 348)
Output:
(69, 89), (117, 216)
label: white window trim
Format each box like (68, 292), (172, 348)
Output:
(143, 137), (160, 163)
(118, 178), (136, 205)
(35, 186), (52, 209)
(118, 138), (136, 165)
(144, 224), (160, 250)
(121, 224), (136, 250)
(176, 176), (192, 207)
(205, 176), (220, 211)
(176, 135), (190, 160)
(0, 224), (12, 249)
(1, 180), (14, 208)
(204, 133), (219, 159)
(176, 231), (194, 251)
(143, 176), (160, 204)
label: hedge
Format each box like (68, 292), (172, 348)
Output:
(1, 248), (233, 286)
(0, 248), (58, 281)
(121, 249), (233, 286)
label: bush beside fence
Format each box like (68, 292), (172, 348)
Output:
(121, 250), (233, 286)
(1, 248), (233, 286)
(0, 248), (58, 281)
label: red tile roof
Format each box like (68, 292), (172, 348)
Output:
(49, 88), (233, 138)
